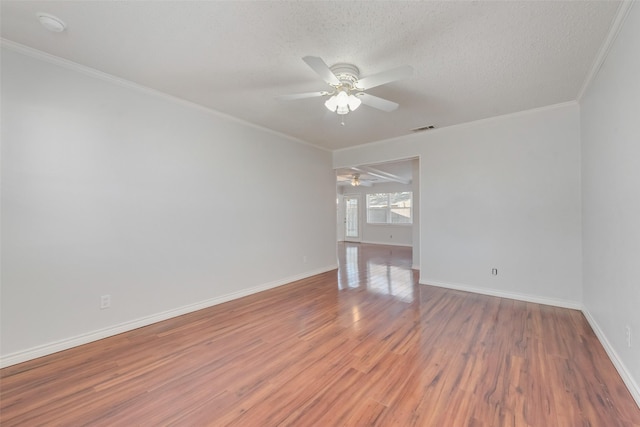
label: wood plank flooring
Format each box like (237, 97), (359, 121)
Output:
(2, 242), (639, 426)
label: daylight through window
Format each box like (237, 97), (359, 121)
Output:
(366, 192), (412, 224)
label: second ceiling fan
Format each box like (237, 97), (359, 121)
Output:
(279, 56), (413, 117)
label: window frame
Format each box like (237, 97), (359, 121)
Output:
(365, 191), (413, 225)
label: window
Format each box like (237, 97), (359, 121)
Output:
(366, 192), (412, 224)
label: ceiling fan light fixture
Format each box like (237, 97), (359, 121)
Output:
(281, 56), (413, 122)
(351, 174), (361, 186)
(334, 90), (350, 113)
(347, 94), (361, 111)
(325, 90), (361, 114)
(324, 96), (339, 112)
(336, 104), (350, 115)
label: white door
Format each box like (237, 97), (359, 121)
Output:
(344, 195), (361, 242)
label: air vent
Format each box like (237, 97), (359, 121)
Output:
(411, 125), (436, 132)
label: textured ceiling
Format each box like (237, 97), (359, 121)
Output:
(0, 1), (621, 150)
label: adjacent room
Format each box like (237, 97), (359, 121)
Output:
(1, 1), (639, 425)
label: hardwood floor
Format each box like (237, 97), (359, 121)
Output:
(1, 242), (639, 426)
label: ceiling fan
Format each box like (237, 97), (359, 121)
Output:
(337, 173), (373, 187)
(278, 56), (413, 118)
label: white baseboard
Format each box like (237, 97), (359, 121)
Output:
(0, 265), (338, 368)
(582, 308), (640, 408)
(419, 278), (582, 310)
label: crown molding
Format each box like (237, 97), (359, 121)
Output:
(577, 0), (635, 101)
(0, 39), (330, 153)
(333, 100), (579, 155)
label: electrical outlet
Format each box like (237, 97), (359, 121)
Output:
(303, 255), (308, 264)
(100, 295), (111, 310)
(626, 325), (632, 348)
(491, 268), (498, 276)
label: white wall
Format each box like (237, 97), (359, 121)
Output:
(581, 3), (640, 403)
(339, 182), (414, 247)
(334, 103), (583, 308)
(411, 158), (420, 269)
(0, 46), (337, 364)
(336, 192), (345, 242)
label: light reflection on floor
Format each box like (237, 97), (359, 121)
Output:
(337, 242), (415, 303)
(342, 245), (360, 288)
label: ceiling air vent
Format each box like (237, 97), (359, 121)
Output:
(411, 125), (436, 132)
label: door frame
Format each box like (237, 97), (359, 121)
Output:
(343, 194), (362, 242)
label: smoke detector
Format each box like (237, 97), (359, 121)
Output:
(38, 13), (66, 33)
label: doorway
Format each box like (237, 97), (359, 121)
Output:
(335, 158), (420, 269)
(344, 195), (361, 242)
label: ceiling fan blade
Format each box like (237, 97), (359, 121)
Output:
(302, 56), (341, 86)
(276, 91), (328, 101)
(358, 93), (399, 112)
(355, 65), (413, 90)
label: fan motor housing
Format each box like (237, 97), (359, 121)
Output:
(329, 63), (360, 89)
